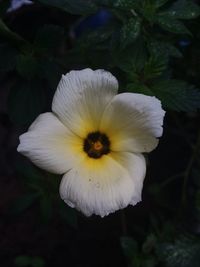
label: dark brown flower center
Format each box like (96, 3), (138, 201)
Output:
(83, 131), (110, 159)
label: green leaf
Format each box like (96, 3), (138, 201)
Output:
(148, 40), (182, 61)
(157, 235), (200, 267)
(143, 55), (167, 80)
(34, 25), (64, 55)
(9, 193), (39, 215)
(165, 0), (200, 20)
(38, 0), (97, 15)
(156, 14), (191, 34)
(120, 17), (141, 49)
(155, 0), (169, 8)
(120, 236), (138, 261)
(112, 37), (147, 72)
(16, 54), (38, 80)
(128, 79), (200, 112)
(120, 236), (142, 267)
(127, 82), (154, 95)
(76, 26), (113, 49)
(14, 256), (31, 267)
(8, 80), (46, 125)
(142, 234), (157, 254)
(0, 43), (18, 71)
(152, 80), (200, 112)
(114, 0), (140, 10)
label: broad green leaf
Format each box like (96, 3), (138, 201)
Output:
(112, 37), (147, 72)
(140, 0), (157, 21)
(143, 56), (167, 80)
(34, 25), (64, 55)
(156, 14), (191, 34)
(165, 0), (200, 20)
(127, 82), (154, 95)
(16, 54), (38, 80)
(37, 0), (97, 15)
(74, 26), (113, 52)
(148, 40), (182, 61)
(8, 80), (46, 125)
(152, 80), (200, 112)
(120, 17), (141, 49)
(128, 79), (200, 112)
(0, 43), (18, 71)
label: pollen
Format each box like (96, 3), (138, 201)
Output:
(83, 131), (110, 159)
(93, 141), (103, 151)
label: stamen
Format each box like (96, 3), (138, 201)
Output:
(93, 141), (103, 151)
(83, 131), (110, 159)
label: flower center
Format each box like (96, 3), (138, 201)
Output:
(83, 131), (110, 159)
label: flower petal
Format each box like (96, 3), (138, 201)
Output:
(17, 112), (85, 174)
(59, 152), (145, 217)
(110, 152), (146, 205)
(100, 93), (165, 153)
(52, 69), (118, 138)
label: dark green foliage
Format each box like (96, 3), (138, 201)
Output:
(156, 14), (191, 34)
(0, 43), (18, 71)
(128, 79), (200, 112)
(121, 235), (157, 267)
(37, 0), (97, 15)
(14, 256), (45, 267)
(157, 235), (200, 267)
(34, 25), (65, 55)
(151, 80), (200, 111)
(120, 17), (141, 49)
(8, 81), (46, 125)
(148, 40), (182, 61)
(16, 54), (38, 80)
(164, 0), (200, 20)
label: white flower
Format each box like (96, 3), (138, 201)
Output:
(17, 69), (165, 217)
(7, 0), (33, 12)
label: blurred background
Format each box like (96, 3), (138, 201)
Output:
(1, 0), (200, 266)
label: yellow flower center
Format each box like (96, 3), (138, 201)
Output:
(83, 131), (110, 159)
